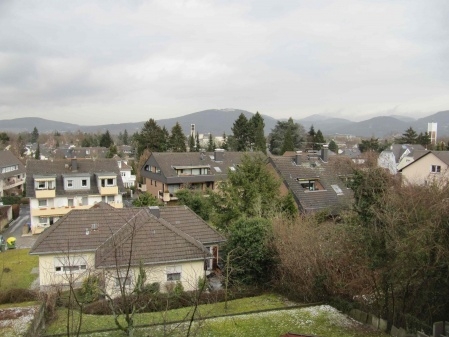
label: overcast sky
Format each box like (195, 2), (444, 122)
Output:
(0, 0), (448, 125)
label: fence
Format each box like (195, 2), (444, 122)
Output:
(348, 308), (449, 337)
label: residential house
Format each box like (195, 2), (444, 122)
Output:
(0, 150), (26, 198)
(117, 159), (136, 189)
(26, 158), (125, 234)
(268, 149), (354, 214)
(117, 145), (135, 159)
(54, 146), (109, 160)
(378, 144), (426, 174)
(398, 150), (449, 186)
(29, 204), (225, 294)
(140, 149), (256, 203)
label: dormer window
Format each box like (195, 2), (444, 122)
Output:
(297, 178), (324, 191)
(67, 180), (73, 188)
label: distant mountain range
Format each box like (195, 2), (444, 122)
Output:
(0, 109), (448, 138)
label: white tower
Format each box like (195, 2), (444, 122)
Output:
(427, 122), (437, 145)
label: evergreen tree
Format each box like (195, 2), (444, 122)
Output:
(221, 132), (229, 151)
(35, 143), (40, 160)
(123, 129), (129, 145)
(249, 112), (266, 153)
(308, 125), (316, 149)
(195, 132), (201, 151)
(106, 144), (118, 158)
(281, 127), (294, 154)
(359, 137), (380, 152)
(135, 119), (165, 157)
(169, 122), (186, 152)
(0, 132), (10, 144)
(314, 130), (326, 150)
(188, 134), (196, 152)
(231, 113), (250, 151)
(30, 127), (39, 143)
(417, 132), (431, 148)
(328, 140), (338, 153)
(99, 130), (113, 148)
(398, 126), (418, 144)
(210, 154), (283, 228)
(268, 117), (306, 155)
(207, 133), (215, 152)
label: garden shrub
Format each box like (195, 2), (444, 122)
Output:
(0, 288), (37, 304)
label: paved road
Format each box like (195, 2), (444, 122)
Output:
(2, 205), (38, 249)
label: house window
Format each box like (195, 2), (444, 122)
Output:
(68, 198), (74, 207)
(81, 196), (88, 205)
(107, 178), (114, 186)
(39, 217), (48, 225)
(54, 256), (87, 273)
(38, 199), (47, 207)
(38, 181), (46, 189)
(297, 178), (324, 191)
(102, 195), (115, 203)
(431, 165), (441, 173)
(81, 179), (88, 187)
(121, 172), (126, 177)
(67, 180), (73, 188)
(115, 276), (132, 287)
(166, 265), (182, 281)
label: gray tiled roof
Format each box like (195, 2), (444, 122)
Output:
(30, 205), (220, 267)
(158, 206), (225, 245)
(141, 151), (260, 183)
(26, 158), (125, 198)
(269, 154), (354, 213)
(0, 150), (26, 180)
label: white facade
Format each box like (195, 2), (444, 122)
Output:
(428, 122), (437, 145)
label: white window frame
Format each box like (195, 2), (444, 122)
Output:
(106, 178), (115, 186)
(38, 199), (48, 207)
(68, 198), (74, 207)
(431, 165), (441, 173)
(54, 256), (88, 274)
(81, 179), (88, 187)
(39, 217), (49, 225)
(166, 265), (182, 281)
(67, 179), (73, 188)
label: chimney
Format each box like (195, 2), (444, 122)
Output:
(321, 147), (329, 162)
(214, 148), (225, 162)
(295, 151), (302, 165)
(71, 158), (78, 172)
(148, 206), (160, 218)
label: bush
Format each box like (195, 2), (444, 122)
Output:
(80, 274), (101, 303)
(144, 282), (160, 294)
(83, 285), (264, 315)
(0, 288), (37, 304)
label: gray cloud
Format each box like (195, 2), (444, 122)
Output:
(0, 0), (448, 124)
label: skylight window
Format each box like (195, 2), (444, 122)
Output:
(331, 184), (344, 195)
(214, 167), (222, 173)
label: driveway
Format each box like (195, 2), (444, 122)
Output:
(1, 205), (38, 249)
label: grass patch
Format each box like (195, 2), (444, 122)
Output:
(56, 304), (389, 337)
(45, 293), (289, 335)
(0, 249), (38, 291)
(0, 301), (39, 309)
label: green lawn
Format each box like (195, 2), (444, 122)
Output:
(0, 249), (38, 291)
(45, 293), (290, 334)
(45, 295), (388, 337)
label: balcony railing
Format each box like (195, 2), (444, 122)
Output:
(3, 177), (25, 189)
